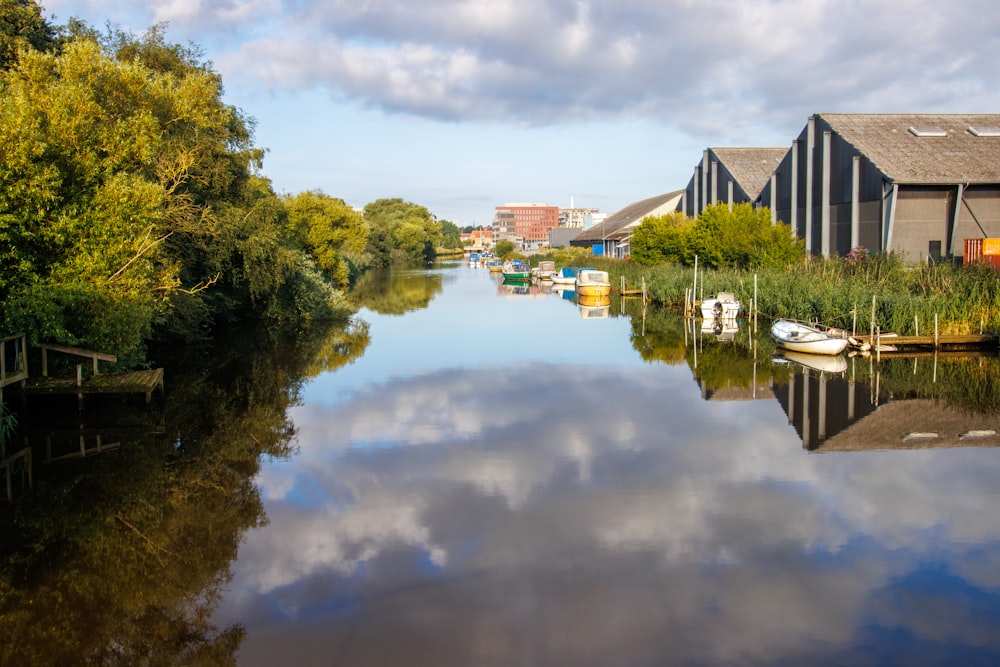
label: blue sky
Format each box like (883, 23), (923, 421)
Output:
(40, 0), (1000, 226)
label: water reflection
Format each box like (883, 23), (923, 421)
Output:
(349, 267), (444, 314)
(0, 320), (369, 665)
(214, 294), (1000, 665)
(7, 263), (1000, 665)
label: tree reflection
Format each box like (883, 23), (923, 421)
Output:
(349, 267), (444, 314)
(0, 318), (369, 665)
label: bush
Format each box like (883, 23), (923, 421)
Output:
(631, 203), (804, 270)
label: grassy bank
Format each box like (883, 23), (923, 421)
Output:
(558, 254), (1000, 336)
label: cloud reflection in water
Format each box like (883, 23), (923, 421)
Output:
(219, 362), (1000, 665)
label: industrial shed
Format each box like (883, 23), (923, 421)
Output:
(757, 113), (1000, 263)
(570, 191), (684, 259)
(683, 147), (786, 218)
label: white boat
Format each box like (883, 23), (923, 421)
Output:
(532, 260), (556, 280)
(770, 319), (849, 356)
(575, 269), (611, 297)
(550, 267), (578, 285)
(700, 291), (741, 319)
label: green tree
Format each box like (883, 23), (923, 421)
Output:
(494, 239), (515, 258)
(284, 190), (369, 287)
(0, 0), (58, 69)
(0, 24), (351, 359)
(630, 203), (803, 270)
(439, 219), (462, 249)
(630, 211), (693, 265)
(363, 198), (441, 265)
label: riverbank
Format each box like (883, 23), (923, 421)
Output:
(530, 252), (1000, 336)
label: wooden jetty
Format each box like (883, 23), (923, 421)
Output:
(849, 331), (998, 353)
(618, 275), (647, 300)
(5, 338), (164, 404)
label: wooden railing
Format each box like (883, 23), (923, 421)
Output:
(40, 343), (116, 378)
(0, 333), (29, 402)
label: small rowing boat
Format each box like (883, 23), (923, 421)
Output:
(770, 319), (849, 356)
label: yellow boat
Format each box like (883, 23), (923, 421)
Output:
(574, 269), (611, 297)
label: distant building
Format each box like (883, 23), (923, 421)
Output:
(548, 227), (579, 248)
(684, 147), (786, 217)
(758, 113), (1000, 262)
(559, 207), (600, 229)
(570, 191), (685, 259)
(460, 228), (494, 249)
(493, 202), (560, 250)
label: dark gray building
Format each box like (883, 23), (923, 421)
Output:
(683, 147), (786, 218)
(757, 114), (1000, 262)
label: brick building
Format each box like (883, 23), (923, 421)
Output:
(493, 203), (560, 250)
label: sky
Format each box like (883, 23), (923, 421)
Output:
(38, 0), (1000, 226)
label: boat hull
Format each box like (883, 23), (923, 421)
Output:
(574, 269), (611, 298)
(576, 284), (611, 297)
(771, 320), (849, 355)
(700, 293), (741, 319)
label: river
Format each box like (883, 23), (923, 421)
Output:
(4, 261), (1000, 665)
(215, 262), (1000, 666)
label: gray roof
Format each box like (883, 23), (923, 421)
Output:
(819, 113), (1000, 185)
(819, 398), (1000, 452)
(709, 147), (786, 200)
(573, 190), (684, 243)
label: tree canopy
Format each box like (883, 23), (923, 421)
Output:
(364, 198), (442, 265)
(0, 3), (446, 362)
(630, 203), (804, 270)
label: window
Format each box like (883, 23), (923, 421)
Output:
(908, 126), (947, 137)
(968, 126), (1000, 137)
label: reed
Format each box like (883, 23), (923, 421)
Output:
(595, 255), (1000, 333)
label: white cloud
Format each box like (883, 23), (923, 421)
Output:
(205, 0), (1000, 133)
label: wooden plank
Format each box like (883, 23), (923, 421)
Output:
(850, 333), (997, 347)
(40, 343), (117, 363)
(23, 368), (164, 400)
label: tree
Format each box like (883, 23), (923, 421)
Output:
(494, 239), (515, 258)
(439, 219), (462, 249)
(0, 0), (58, 69)
(0, 24), (352, 360)
(284, 190), (369, 287)
(363, 198), (441, 265)
(630, 203), (803, 270)
(630, 211), (693, 265)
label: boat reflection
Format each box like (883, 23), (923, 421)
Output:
(700, 317), (739, 341)
(772, 349), (848, 375)
(577, 294), (610, 319)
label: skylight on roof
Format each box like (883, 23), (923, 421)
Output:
(909, 126), (947, 137)
(968, 126), (1000, 137)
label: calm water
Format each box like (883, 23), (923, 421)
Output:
(205, 262), (1000, 666)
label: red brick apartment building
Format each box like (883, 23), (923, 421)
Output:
(493, 203), (559, 248)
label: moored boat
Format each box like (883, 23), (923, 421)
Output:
(770, 319), (849, 356)
(550, 266), (578, 285)
(532, 260), (556, 280)
(574, 268), (611, 297)
(487, 260), (504, 272)
(501, 260), (532, 280)
(700, 291), (741, 319)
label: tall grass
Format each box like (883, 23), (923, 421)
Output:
(591, 254), (1000, 334)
